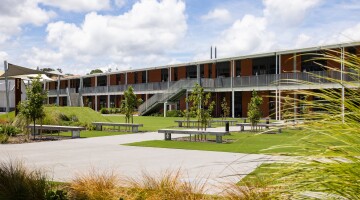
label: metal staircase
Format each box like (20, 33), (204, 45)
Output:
(66, 88), (82, 107)
(138, 79), (197, 116)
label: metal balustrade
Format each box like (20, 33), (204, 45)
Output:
(47, 71), (354, 98)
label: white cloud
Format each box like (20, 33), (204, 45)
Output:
(321, 23), (360, 45)
(40, 0), (111, 12)
(0, 51), (8, 61)
(295, 33), (311, 48)
(24, 47), (63, 67)
(263, 0), (322, 26)
(0, 0), (55, 43)
(202, 8), (231, 22)
(26, 0), (187, 74)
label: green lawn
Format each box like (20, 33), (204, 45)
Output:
(127, 129), (359, 156)
(44, 130), (129, 138)
(44, 107), (109, 124)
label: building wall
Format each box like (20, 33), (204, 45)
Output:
(60, 80), (67, 89)
(178, 66), (186, 80)
(148, 69), (161, 82)
(281, 54), (295, 72)
(241, 59), (252, 76)
(110, 74), (117, 85)
(91, 77), (96, 87)
(127, 72), (135, 84)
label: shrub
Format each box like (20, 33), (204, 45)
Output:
(0, 133), (9, 144)
(0, 160), (48, 200)
(45, 189), (68, 200)
(100, 108), (109, 114)
(166, 110), (183, 117)
(59, 113), (70, 121)
(68, 169), (120, 200)
(0, 125), (20, 136)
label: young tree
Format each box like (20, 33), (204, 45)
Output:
(187, 83), (215, 130)
(18, 75), (47, 140)
(247, 90), (263, 131)
(120, 86), (143, 124)
(221, 97), (230, 120)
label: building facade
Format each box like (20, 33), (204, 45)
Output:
(45, 42), (360, 119)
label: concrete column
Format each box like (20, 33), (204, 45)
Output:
(293, 53), (297, 121)
(4, 61), (9, 112)
(341, 47), (345, 123)
(197, 64), (200, 85)
(57, 75), (60, 106)
(79, 77), (83, 107)
(275, 54), (278, 120)
(278, 54), (282, 120)
(231, 60), (235, 118)
(107, 75), (110, 109)
(125, 72), (128, 85)
(95, 76), (98, 111)
(164, 102), (167, 117)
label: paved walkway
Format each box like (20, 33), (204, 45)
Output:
(0, 127), (287, 194)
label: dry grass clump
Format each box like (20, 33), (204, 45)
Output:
(123, 169), (209, 200)
(0, 159), (48, 200)
(223, 178), (276, 200)
(68, 169), (121, 200)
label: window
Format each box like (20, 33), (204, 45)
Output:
(116, 74), (121, 85)
(301, 52), (326, 72)
(235, 60), (241, 76)
(161, 68), (168, 82)
(97, 76), (107, 86)
(83, 78), (91, 87)
(134, 72), (138, 84)
(252, 56), (276, 75)
(186, 65), (197, 78)
(200, 64), (205, 78)
(216, 61), (230, 77)
(142, 71), (146, 83)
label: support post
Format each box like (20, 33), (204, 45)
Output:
(341, 47), (345, 123)
(164, 102), (167, 117)
(275, 54), (278, 120)
(57, 75), (60, 106)
(279, 54), (282, 120)
(231, 60), (235, 118)
(4, 61), (9, 113)
(197, 64), (200, 85)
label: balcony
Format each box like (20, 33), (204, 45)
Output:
(47, 71), (356, 96)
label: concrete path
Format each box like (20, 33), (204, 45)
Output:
(0, 127), (287, 194)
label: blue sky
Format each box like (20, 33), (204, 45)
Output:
(1, 0), (360, 75)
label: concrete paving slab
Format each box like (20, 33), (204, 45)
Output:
(0, 130), (288, 194)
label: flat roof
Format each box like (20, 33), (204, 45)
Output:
(55, 41), (360, 80)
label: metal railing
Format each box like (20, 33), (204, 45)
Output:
(47, 71), (354, 96)
(138, 79), (197, 115)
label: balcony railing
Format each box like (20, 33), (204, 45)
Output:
(47, 71), (357, 96)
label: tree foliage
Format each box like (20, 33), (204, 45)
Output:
(247, 90), (263, 131)
(186, 83), (215, 130)
(221, 97), (230, 120)
(89, 69), (103, 75)
(18, 75), (47, 139)
(120, 86), (142, 124)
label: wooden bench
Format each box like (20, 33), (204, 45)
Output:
(158, 129), (227, 143)
(211, 119), (238, 126)
(174, 120), (211, 128)
(27, 125), (86, 138)
(92, 122), (143, 133)
(236, 123), (283, 133)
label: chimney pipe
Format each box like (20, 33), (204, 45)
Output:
(210, 46), (212, 59)
(215, 46), (217, 59)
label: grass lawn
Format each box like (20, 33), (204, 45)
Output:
(239, 162), (360, 198)
(44, 130), (130, 138)
(0, 111), (15, 121)
(127, 129), (360, 156)
(44, 107), (109, 124)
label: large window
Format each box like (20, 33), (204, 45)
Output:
(134, 72), (138, 84)
(216, 61), (230, 77)
(235, 60), (241, 76)
(161, 68), (168, 82)
(301, 52), (326, 72)
(252, 56), (276, 75)
(186, 65), (197, 78)
(200, 64), (205, 78)
(97, 76), (107, 86)
(83, 78), (91, 87)
(142, 71), (146, 83)
(116, 74), (121, 85)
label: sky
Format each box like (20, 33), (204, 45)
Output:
(1, 0), (360, 75)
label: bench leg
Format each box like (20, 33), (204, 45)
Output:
(132, 126), (138, 133)
(178, 122), (182, 127)
(165, 133), (171, 140)
(241, 126), (244, 131)
(72, 131), (80, 138)
(278, 128), (282, 133)
(96, 125), (102, 131)
(216, 135), (222, 143)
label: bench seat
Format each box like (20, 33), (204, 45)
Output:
(158, 129), (227, 143)
(92, 122), (143, 133)
(236, 123), (283, 133)
(27, 125), (85, 138)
